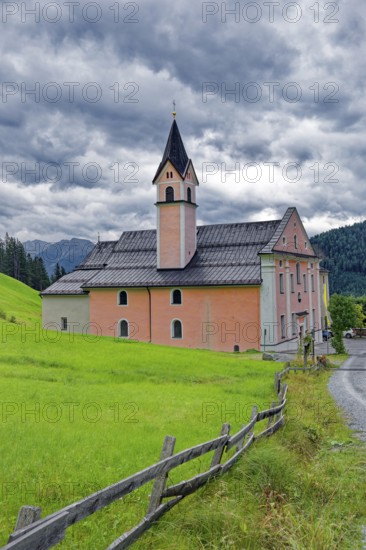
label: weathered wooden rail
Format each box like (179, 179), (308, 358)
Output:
(3, 378), (289, 550)
(273, 360), (323, 394)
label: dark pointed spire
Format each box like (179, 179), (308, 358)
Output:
(153, 119), (189, 181)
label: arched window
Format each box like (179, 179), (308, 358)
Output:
(187, 187), (192, 203)
(119, 320), (129, 338)
(172, 320), (182, 339)
(294, 235), (298, 249)
(166, 186), (174, 202)
(171, 289), (182, 305)
(118, 290), (128, 305)
(166, 171), (169, 179)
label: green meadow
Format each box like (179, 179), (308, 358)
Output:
(0, 274), (280, 548)
(0, 273), (365, 549)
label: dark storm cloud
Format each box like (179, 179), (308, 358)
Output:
(0, 0), (365, 240)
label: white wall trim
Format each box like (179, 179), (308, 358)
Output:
(260, 254), (277, 347)
(156, 206), (161, 269)
(180, 202), (185, 268)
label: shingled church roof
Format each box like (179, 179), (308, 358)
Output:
(41, 212), (300, 295)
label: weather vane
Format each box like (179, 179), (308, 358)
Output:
(172, 99), (176, 118)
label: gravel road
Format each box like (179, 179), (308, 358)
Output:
(326, 338), (366, 548)
(327, 338), (366, 442)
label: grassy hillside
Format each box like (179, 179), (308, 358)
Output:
(0, 275), (364, 548)
(0, 326), (279, 548)
(310, 220), (366, 295)
(0, 273), (41, 324)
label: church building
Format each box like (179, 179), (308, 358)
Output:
(41, 115), (324, 352)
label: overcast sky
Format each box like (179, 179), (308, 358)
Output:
(0, 0), (364, 243)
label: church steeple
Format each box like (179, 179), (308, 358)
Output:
(153, 119), (189, 183)
(153, 115), (199, 270)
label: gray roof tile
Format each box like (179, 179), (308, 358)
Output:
(42, 270), (101, 295)
(42, 216), (289, 295)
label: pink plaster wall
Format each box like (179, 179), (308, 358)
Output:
(89, 288), (151, 341)
(273, 210), (315, 256)
(275, 258), (320, 342)
(159, 205), (181, 268)
(89, 285), (261, 352)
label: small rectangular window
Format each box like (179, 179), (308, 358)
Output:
(279, 273), (284, 294)
(296, 263), (301, 284)
(290, 273), (294, 293)
(292, 313), (296, 336)
(311, 274), (315, 292)
(303, 273), (307, 292)
(61, 317), (67, 331)
(281, 315), (286, 339)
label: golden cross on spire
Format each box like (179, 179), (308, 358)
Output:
(172, 99), (176, 118)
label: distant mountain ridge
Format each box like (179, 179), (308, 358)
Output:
(310, 220), (366, 296)
(24, 238), (95, 277)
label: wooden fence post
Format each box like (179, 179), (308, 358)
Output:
(9, 505), (42, 542)
(267, 402), (277, 428)
(210, 423), (230, 468)
(15, 505), (42, 530)
(276, 384), (286, 421)
(249, 406), (258, 438)
(147, 435), (176, 514)
(274, 372), (280, 394)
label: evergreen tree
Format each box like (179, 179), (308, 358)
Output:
(28, 255), (50, 291)
(311, 220), (366, 295)
(50, 262), (66, 284)
(0, 233), (50, 291)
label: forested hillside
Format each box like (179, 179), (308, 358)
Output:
(0, 234), (50, 291)
(310, 221), (366, 295)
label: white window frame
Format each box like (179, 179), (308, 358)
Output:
(291, 313), (297, 336)
(296, 263), (301, 284)
(280, 315), (286, 339)
(171, 289), (182, 305)
(279, 273), (284, 294)
(118, 290), (128, 306)
(171, 319), (183, 339)
(119, 319), (129, 338)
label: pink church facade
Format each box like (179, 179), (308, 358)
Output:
(42, 118), (323, 352)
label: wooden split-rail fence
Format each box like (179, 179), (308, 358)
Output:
(273, 358), (324, 394)
(3, 375), (289, 550)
